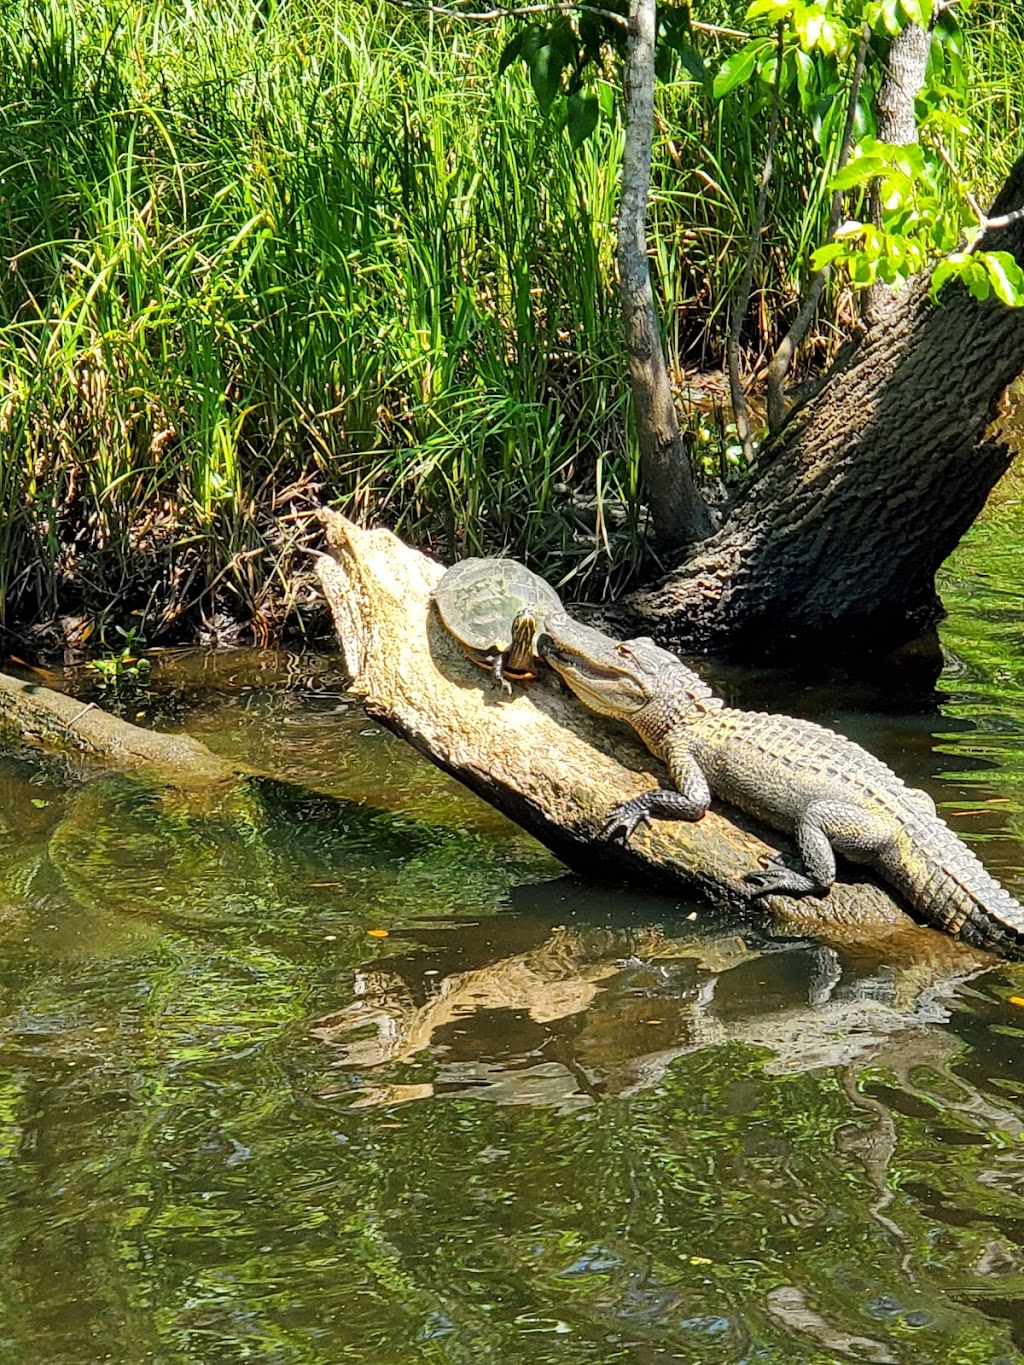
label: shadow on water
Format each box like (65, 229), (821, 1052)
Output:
(4, 480), (1024, 1359)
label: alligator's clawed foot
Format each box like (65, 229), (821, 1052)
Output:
(745, 866), (821, 898)
(600, 799), (652, 844)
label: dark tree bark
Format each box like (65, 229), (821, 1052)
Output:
(627, 153), (1024, 658)
(617, 0), (712, 548)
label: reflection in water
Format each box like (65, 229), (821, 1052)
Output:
(313, 907), (984, 1115)
(3, 482), (1024, 1359)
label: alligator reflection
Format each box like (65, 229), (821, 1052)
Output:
(314, 880), (1024, 1355)
(315, 877), (996, 1116)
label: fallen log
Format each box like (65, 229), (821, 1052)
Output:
(0, 669), (236, 789)
(316, 509), (984, 952)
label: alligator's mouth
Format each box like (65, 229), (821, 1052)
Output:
(540, 646), (626, 684)
(539, 636), (652, 716)
(538, 632), (635, 678)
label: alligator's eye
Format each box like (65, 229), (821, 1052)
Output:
(616, 644), (634, 659)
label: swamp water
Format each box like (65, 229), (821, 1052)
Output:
(5, 495), (1024, 1361)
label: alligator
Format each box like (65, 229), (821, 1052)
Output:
(537, 614), (1024, 955)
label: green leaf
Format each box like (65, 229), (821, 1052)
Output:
(852, 97), (873, 139)
(498, 29), (526, 76)
(791, 46), (814, 103)
(810, 241), (846, 270)
(834, 218), (866, 240)
(880, 0), (902, 35)
(746, 0), (794, 18)
(981, 251), (1024, 307)
(712, 40), (765, 99)
(529, 43), (566, 113)
(566, 91), (600, 150)
(965, 259), (991, 301)
(812, 92), (838, 145)
(898, 0), (932, 25)
(861, 225), (883, 261)
(879, 170), (915, 210)
(548, 16), (579, 66)
(655, 43), (675, 82)
(890, 142), (925, 177)
(817, 17), (846, 55)
(675, 42), (709, 88)
(829, 155), (888, 190)
(794, 5), (825, 49)
(520, 24), (547, 62)
(930, 250), (969, 297)
(578, 13), (605, 62)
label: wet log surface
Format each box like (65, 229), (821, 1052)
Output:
(316, 509), (985, 953)
(0, 669), (236, 789)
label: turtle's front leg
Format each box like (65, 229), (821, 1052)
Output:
(491, 653), (514, 697)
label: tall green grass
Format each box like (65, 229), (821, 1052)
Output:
(0, 0), (632, 641)
(0, 0), (1019, 643)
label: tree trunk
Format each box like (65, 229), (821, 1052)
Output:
(627, 153), (1024, 658)
(617, 0), (711, 549)
(875, 20), (930, 145)
(865, 20), (930, 316)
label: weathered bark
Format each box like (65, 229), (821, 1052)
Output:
(628, 153), (1024, 657)
(875, 20), (930, 145)
(0, 669), (237, 789)
(865, 20), (931, 316)
(618, 0), (711, 549)
(313, 507), (993, 952)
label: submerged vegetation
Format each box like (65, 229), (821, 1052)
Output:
(0, 0), (1021, 645)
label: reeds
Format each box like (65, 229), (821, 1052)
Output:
(0, 0), (1018, 642)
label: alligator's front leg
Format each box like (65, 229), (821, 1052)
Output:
(746, 800), (893, 898)
(602, 749), (711, 843)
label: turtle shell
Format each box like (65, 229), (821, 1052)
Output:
(434, 557), (563, 653)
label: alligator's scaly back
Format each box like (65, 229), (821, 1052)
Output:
(538, 615), (1024, 956)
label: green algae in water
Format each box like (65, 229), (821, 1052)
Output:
(3, 626), (1024, 1359)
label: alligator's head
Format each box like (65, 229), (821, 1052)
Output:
(537, 614), (718, 720)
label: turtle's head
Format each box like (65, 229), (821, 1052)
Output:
(537, 614), (716, 718)
(504, 608), (539, 676)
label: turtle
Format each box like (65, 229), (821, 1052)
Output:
(434, 557), (564, 695)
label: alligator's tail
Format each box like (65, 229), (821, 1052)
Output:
(886, 818), (1024, 955)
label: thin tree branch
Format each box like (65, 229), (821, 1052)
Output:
(931, 137), (985, 226)
(930, 137), (1024, 248)
(385, 0), (751, 39)
(765, 24), (870, 434)
(388, 0), (627, 27)
(985, 205), (1024, 232)
(727, 22), (785, 466)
